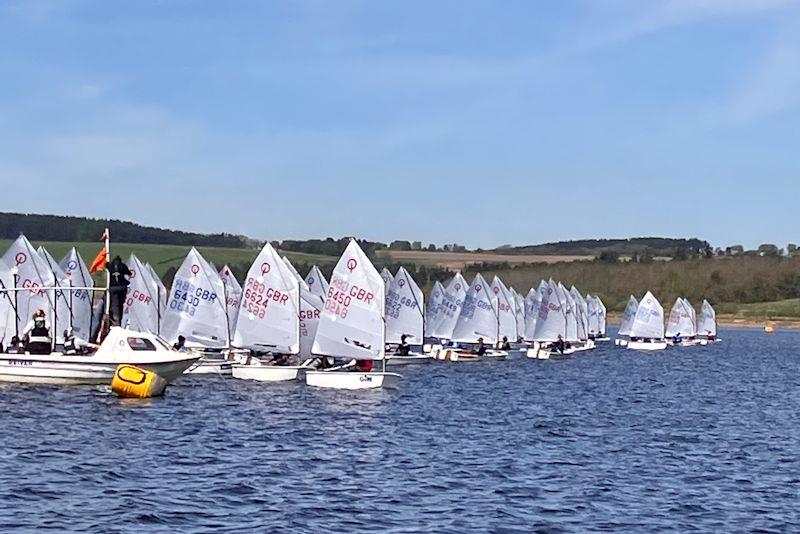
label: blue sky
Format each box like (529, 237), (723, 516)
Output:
(1, 0), (798, 249)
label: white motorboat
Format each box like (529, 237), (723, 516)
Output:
(0, 327), (199, 385)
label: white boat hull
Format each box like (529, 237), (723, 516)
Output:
(305, 370), (401, 389)
(0, 355), (198, 385)
(0, 327), (200, 386)
(231, 364), (305, 382)
(615, 339), (629, 347)
(627, 340), (668, 351)
(437, 349), (508, 362)
(186, 359), (233, 375)
(386, 352), (432, 366)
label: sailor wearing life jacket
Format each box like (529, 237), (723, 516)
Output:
(23, 309), (52, 355)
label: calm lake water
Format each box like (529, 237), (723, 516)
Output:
(1, 327), (799, 532)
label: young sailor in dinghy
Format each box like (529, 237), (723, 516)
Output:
(499, 336), (511, 351)
(395, 334), (411, 356)
(472, 337), (487, 356)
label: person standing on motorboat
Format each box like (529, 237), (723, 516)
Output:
(396, 334), (411, 356)
(107, 256), (131, 326)
(173, 335), (187, 351)
(499, 336), (511, 351)
(471, 337), (487, 356)
(22, 310), (52, 355)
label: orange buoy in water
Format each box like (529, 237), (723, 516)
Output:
(764, 325), (775, 333)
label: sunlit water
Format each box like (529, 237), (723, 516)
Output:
(1, 327), (799, 532)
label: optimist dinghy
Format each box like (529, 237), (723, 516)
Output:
(443, 273), (508, 362)
(305, 239), (401, 389)
(526, 280), (572, 359)
(696, 300), (719, 344)
(626, 291), (667, 351)
(385, 267), (430, 366)
(615, 295), (638, 347)
(230, 243), (310, 382)
(0, 327), (198, 385)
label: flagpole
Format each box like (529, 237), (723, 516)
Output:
(104, 228), (110, 316)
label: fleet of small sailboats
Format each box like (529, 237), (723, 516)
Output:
(0, 234), (722, 389)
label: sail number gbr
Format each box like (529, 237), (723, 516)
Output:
(170, 278), (218, 316)
(325, 277), (375, 319)
(243, 277), (290, 319)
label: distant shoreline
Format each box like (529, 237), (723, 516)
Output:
(606, 313), (800, 330)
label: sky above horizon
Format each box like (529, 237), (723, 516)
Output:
(1, 0), (798, 249)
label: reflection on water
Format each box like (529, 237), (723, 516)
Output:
(1, 327), (800, 532)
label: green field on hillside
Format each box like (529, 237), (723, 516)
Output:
(716, 299), (800, 319)
(0, 240), (337, 279)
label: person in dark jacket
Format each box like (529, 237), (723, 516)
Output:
(499, 336), (511, 350)
(23, 310), (51, 355)
(396, 334), (411, 356)
(472, 337), (487, 356)
(107, 256), (131, 326)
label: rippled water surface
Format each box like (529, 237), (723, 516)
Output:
(2, 328), (800, 532)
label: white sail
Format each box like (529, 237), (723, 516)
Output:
(557, 283), (579, 342)
(304, 265), (329, 300)
(2, 236), (55, 333)
(0, 258), (18, 344)
(122, 255), (160, 334)
(380, 267), (394, 294)
(312, 239), (385, 360)
(684, 298), (697, 332)
(385, 267), (424, 344)
(58, 248), (94, 341)
(596, 297), (607, 336)
(161, 248), (229, 347)
(618, 296), (638, 336)
(219, 264), (242, 337)
(144, 263), (167, 325)
(425, 281), (446, 334)
(452, 273), (499, 344)
(511, 288), (526, 341)
(569, 286), (589, 341)
(38, 247), (73, 343)
(532, 280), (565, 342)
(491, 276), (518, 341)
(523, 286), (539, 341)
(428, 272), (468, 339)
(282, 256), (310, 291)
(233, 243), (300, 353)
(299, 287), (323, 358)
(629, 291), (664, 339)
(587, 295), (600, 336)
(665, 297), (696, 338)
(697, 299), (717, 337)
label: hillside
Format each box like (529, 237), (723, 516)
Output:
(495, 237), (711, 257)
(0, 212), (247, 248)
